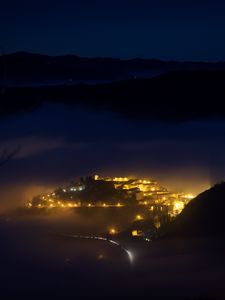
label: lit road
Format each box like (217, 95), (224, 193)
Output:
(1, 217), (225, 300)
(63, 234), (134, 265)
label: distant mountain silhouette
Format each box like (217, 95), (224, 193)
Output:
(1, 69), (225, 121)
(1, 52), (225, 82)
(167, 182), (225, 237)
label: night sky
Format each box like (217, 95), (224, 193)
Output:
(1, 0), (225, 210)
(1, 0), (225, 60)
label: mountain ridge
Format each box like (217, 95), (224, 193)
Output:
(1, 69), (225, 121)
(1, 52), (225, 82)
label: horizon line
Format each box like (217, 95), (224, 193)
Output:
(1, 51), (225, 64)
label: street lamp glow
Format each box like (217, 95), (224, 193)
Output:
(135, 214), (144, 221)
(109, 228), (117, 235)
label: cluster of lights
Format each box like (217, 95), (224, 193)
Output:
(63, 186), (84, 193)
(184, 194), (194, 199)
(28, 202), (127, 208)
(30, 202), (80, 208)
(139, 179), (152, 184)
(28, 198), (193, 215)
(70, 187), (77, 191)
(113, 177), (129, 182)
(27, 175), (195, 217)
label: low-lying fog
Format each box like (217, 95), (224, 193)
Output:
(0, 213), (225, 300)
(1, 103), (225, 211)
(1, 103), (225, 298)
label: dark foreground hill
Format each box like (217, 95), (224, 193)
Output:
(167, 182), (225, 237)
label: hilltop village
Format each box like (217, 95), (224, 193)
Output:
(28, 175), (194, 218)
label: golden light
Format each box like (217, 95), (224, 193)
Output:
(97, 254), (104, 260)
(117, 202), (121, 207)
(185, 194), (194, 199)
(109, 228), (117, 235)
(49, 203), (54, 207)
(174, 201), (184, 211)
(103, 203), (106, 207)
(88, 203), (92, 207)
(94, 175), (99, 180)
(131, 229), (142, 237)
(154, 221), (161, 229)
(135, 214), (144, 221)
(38, 204), (42, 208)
(132, 230), (138, 236)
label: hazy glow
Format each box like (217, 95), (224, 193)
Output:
(68, 234), (134, 265)
(135, 214), (144, 221)
(109, 228), (117, 235)
(1, 105), (221, 213)
(125, 249), (134, 264)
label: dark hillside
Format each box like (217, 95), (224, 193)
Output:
(167, 182), (225, 237)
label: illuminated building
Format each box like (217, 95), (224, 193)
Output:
(29, 174), (194, 216)
(131, 229), (143, 237)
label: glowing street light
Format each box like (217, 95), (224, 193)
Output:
(135, 214), (144, 221)
(109, 228), (117, 235)
(185, 194), (194, 199)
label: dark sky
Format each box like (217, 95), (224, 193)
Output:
(1, 0), (225, 210)
(1, 0), (225, 60)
